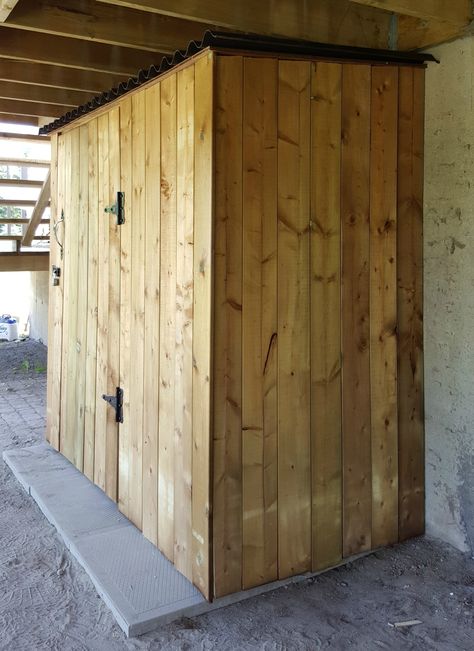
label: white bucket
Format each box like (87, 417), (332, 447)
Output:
(0, 320), (19, 341)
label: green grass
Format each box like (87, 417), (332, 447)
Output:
(17, 359), (46, 373)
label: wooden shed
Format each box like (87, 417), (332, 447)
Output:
(45, 33), (428, 601)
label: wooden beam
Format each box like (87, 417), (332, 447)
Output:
(0, 80), (94, 107)
(0, 218), (49, 224)
(0, 157), (50, 167)
(0, 98), (71, 118)
(5, 0), (207, 54)
(23, 171), (51, 246)
(349, 0), (471, 26)
(97, 0), (392, 48)
(0, 132), (49, 142)
(0, 252), (49, 272)
(398, 15), (469, 49)
(0, 113), (39, 126)
(0, 178), (44, 188)
(0, 0), (19, 22)
(0, 27), (165, 75)
(0, 235), (50, 240)
(0, 60), (124, 93)
(0, 199), (39, 207)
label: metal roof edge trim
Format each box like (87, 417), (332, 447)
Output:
(39, 30), (436, 135)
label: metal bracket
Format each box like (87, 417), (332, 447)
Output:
(104, 191), (125, 225)
(102, 387), (124, 423)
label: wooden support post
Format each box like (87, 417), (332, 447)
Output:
(22, 170), (51, 246)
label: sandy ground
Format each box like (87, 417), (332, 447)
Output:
(0, 339), (473, 651)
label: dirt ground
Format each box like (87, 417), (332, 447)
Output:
(0, 339), (473, 650)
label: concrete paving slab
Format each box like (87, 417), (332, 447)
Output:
(3, 443), (205, 636)
(69, 526), (205, 636)
(3, 442), (77, 492)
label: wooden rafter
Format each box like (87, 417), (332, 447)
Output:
(0, 218), (49, 224)
(0, 60), (124, 93)
(351, 0), (472, 48)
(398, 15), (470, 49)
(0, 80), (94, 107)
(0, 157), (50, 167)
(0, 178), (44, 188)
(22, 171), (51, 247)
(0, 199), (41, 207)
(349, 0), (472, 26)
(98, 0), (473, 50)
(1, 234), (50, 240)
(97, 0), (392, 48)
(0, 0), (18, 22)
(4, 0), (208, 54)
(0, 113), (39, 126)
(0, 98), (72, 118)
(0, 252), (49, 272)
(0, 28), (165, 75)
(0, 132), (49, 142)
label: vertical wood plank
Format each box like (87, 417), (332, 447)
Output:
(118, 97), (132, 516)
(142, 83), (161, 546)
(94, 112), (110, 493)
(72, 123), (90, 472)
(193, 51), (214, 599)
(277, 59), (312, 578)
(175, 65), (194, 580)
(341, 64), (372, 557)
(370, 66), (399, 548)
(58, 130), (71, 457)
(398, 67), (425, 541)
(46, 132), (62, 451)
(128, 94), (146, 527)
(105, 107), (121, 502)
(158, 73), (177, 559)
(310, 61), (343, 571)
(242, 57), (278, 589)
(83, 119), (99, 481)
(94, 107), (120, 502)
(213, 54), (243, 597)
(60, 128), (80, 467)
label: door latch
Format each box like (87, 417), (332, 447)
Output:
(102, 387), (124, 423)
(51, 265), (61, 286)
(104, 191), (125, 225)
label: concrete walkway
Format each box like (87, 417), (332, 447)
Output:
(0, 340), (473, 650)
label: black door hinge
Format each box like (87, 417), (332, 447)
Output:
(104, 191), (125, 225)
(102, 387), (123, 423)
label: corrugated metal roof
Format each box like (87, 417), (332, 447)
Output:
(39, 30), (436, 135)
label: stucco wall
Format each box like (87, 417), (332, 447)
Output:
(28, 271), (48, 344)
(424, 36), (474, 555)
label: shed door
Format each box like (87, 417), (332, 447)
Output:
(59, 110), (121, 503)
(116, 91), (159, 535)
